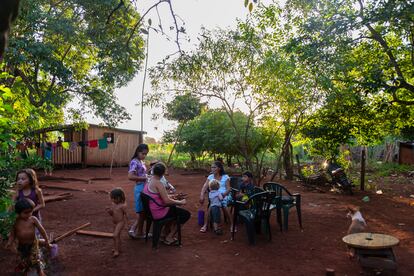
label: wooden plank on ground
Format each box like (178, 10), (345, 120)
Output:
(53, 222), (91, 243)
(76, 230), (114, 238)
(44, 193), (73, 203)
(40, 184), (84, 192)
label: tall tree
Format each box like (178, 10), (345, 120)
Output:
(163, 93), (205, 165)
(150, 27), (278, 179)
(3, 0), (145, 127)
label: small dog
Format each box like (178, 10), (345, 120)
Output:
(346, 205), (367, 258)
(346, 205), (367, 234)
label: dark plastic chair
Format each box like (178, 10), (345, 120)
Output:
(263, 182), (303, 231)
(232, 191), (276, 245)
(141, 193), (181, 248)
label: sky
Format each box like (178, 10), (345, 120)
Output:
(84, 0), (252, 140)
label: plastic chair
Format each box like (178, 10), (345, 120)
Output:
(141, 193), (181, 248)
(232, 191), (276, 245)
(263, 182), (303, 231)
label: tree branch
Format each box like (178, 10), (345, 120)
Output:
(106, 0), (125, 24)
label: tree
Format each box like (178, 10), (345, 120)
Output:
(150, 26), (280, 180)
(174, 109), (270, 172)
(163, 93), (205, 165)
(3, 0), (145, 126)
(284, 0), (414, 114)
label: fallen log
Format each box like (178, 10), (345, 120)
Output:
(76, 230), (114, 238)
(52, 222), (91, 243)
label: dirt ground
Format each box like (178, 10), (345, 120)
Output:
(1, 167), (413, 276)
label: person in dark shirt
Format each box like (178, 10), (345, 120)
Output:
(237, 171), (255, 201)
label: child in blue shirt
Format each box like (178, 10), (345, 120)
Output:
(208, 179), (223, 235)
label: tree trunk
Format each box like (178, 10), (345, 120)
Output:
(166, 122), (185, 166)
(283, 130), (294, 180)
(360, 146), (366, 191)
(226, 155), (232, 167)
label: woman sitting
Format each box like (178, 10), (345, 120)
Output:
(143, 162), (190, 245)
(199, 161), (233, 233)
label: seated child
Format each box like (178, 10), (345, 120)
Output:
(208, 179), (223, 235)
(237, 171), (255, 201)
(6, 198), (51, 276)
(106, 188), (128, 258)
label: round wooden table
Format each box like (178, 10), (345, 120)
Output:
(342, 233), (399, 271)
(342, 233), (399, 249)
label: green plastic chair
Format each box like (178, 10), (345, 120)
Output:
(231, 190), (276, 245)
(263, 182), (303, 231)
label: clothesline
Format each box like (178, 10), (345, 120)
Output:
(15, 138), (110, 152)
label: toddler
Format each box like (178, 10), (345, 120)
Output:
(208, 179), (223, 235)
(107, 188), (128, 257)
(6, 198), (51, 275)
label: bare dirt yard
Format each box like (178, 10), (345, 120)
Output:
(1, 167), (413, 275)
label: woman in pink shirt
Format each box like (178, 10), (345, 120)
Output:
(143, 163), (190, 245)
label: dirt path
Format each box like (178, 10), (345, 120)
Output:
(1, 167), (413, 275)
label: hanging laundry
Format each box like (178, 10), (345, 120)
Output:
(44, 148), (52, 160)
(78, 141), (86, 147)
(88, 140), (98, 148)
(69, 142), (78, 151)
(98, 138), (108, 149)
(62, 142), (70, 149)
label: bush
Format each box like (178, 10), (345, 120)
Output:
(370, 162), (414, 177)
(0, 153), (52, 240)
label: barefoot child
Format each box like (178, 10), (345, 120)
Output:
(6, 198), (51, 276)
(107, 188), (128, 257)
(13, 169), (45, 221)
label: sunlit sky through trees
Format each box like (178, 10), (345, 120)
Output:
(71, 0), (277, 140)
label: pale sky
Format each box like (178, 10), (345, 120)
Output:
(84, 0), (251, 140)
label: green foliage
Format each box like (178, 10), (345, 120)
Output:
(164, 94), (205, 123)
(369, 162), (414, 177)
(0, 196), (16, 240)
(4, 0), (145, 126)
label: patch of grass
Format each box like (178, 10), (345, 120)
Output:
(369, 162), (414, 177)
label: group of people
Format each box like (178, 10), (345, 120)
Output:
(5, 142), (256, 275)
(199, 161), (255, 234)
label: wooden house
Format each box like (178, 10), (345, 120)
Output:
(34, 124), (145, 167)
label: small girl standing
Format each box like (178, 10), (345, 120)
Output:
(208, 180), (223, 235)
(13, 169), (45, 221)
(128, 144), (149, 239)
(107, 188), (128, 258)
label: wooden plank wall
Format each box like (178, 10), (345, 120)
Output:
(37, 146), (82, 165)
(86, 126), (140, 166)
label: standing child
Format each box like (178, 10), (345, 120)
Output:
(208, 179), (223, 235)
(107, 188), (128, 258)
(13, 169), (45, 221)
(127, 144), (150, 239)
(6, 198), (51, 276)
